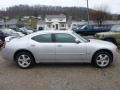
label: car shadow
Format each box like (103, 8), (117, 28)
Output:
(34, 63), (93, 69)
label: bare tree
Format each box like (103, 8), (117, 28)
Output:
(90, 6), (112, 26)
(0, 5), (91, 20)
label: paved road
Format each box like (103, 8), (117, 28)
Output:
(0, 52), (120, 90)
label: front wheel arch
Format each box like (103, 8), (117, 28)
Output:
(92, 49), (113, 64)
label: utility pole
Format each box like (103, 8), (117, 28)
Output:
(87, 0), (90, 26)
(3, 17), (6, 28)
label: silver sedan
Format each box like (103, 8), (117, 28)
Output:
(1, 30), (118, 69)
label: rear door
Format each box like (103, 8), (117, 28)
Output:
(29, 33), (55, 63)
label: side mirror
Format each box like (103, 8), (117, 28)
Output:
(75, 39), (80, 44)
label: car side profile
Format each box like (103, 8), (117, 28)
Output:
(73, 25), (110, 36)
(1, 30), (117, 69)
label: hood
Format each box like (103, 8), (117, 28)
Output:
(96, 31), (116, 36)
(89, 39), (116, 47)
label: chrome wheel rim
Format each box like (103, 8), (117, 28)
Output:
(96, 54), (110, 67)
(18, 54), (31, 68)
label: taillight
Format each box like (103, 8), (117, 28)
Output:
(2, 41), (6, 48)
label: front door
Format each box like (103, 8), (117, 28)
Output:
(54, 33), (87, 62)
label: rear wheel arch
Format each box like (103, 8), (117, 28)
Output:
(14, 49), (35, 62)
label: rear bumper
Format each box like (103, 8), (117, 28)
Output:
(1, 48), (14, 61)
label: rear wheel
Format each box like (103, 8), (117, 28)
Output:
(15, 52), (35, 69)
(92, 51), (113, 68)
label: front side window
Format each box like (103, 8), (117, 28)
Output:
(55, 33), (75, 43)
(32, 34), (52, 43)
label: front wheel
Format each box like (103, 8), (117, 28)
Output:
(92, 51), (113, 68)
(15, 52), (35, 69)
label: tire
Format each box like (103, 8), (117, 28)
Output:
(92, 51), (113, 68)
(15, 52), (35, 69)
(103, 38), (117, 45)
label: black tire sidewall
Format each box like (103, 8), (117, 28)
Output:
(15, 52), (34, 69)
(93, 51), (113, 68)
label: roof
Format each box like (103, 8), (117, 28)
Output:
(46, 14), (66, 19)
(30, 30), (73, 36)
(38, 30), (72, 33)
(37, 20), (45, 25)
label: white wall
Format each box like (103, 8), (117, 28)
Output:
(45, 18), (67, 30)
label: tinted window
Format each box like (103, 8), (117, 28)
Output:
(55, 33), (75, 43)
(32, 34), (52, 42)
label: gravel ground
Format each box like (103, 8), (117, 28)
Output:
(0, 51), (120, 90)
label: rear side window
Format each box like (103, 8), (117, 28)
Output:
(32, 34), (52, 42)
(55, 33), (75, 43)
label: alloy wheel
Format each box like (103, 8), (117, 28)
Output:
(96, 54), (110, 67)
(17, 54), (31, 68)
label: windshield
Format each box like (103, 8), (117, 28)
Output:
(80, 25), (87, 29)
(72, 32), (88, 42)
(111, 25), (120, 32)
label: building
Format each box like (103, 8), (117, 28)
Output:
(0, 19), (24, 28)
(45, 14), (67, 30)
(37, 14), (71, 30)
(37, 20), (45, 30)
(5, 19), (18, 27)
